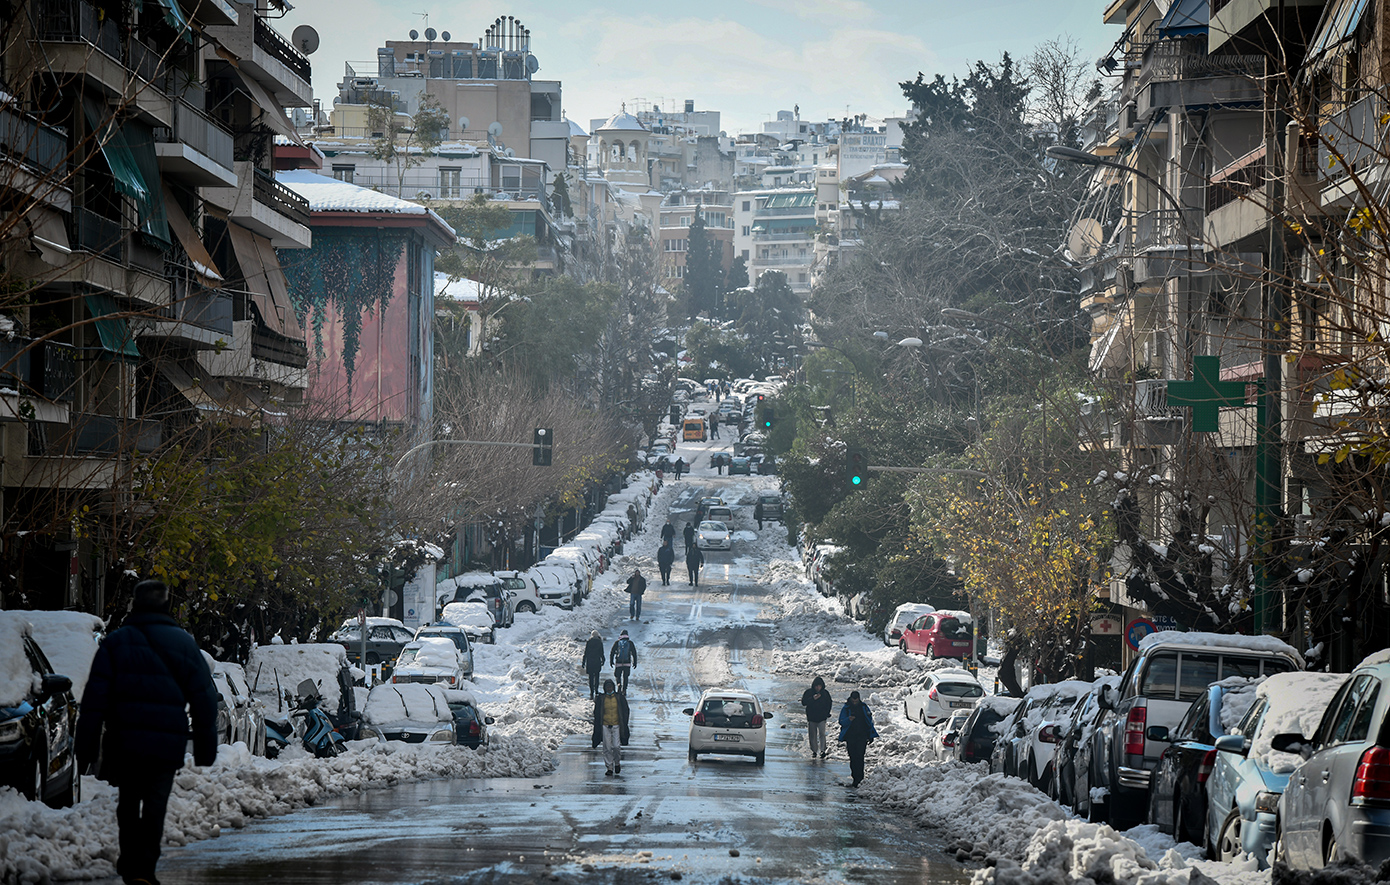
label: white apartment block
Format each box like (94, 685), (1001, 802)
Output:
(733, 188), (817, 296)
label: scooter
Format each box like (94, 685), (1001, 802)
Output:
(264, 714), (292, 759)
(292, 679), (346, 758)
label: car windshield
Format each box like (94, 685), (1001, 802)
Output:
(418, 631), (468, 652)
(938, 682), (985, 698)
(699, 521), (727, 532)
(700, 698), (757, 726)
(396, 647), (419, 665)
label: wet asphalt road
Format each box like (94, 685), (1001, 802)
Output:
(153, 464), (970, 885)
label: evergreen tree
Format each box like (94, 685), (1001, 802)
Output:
(683, 211), (721, 319)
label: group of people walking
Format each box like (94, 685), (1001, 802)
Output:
(799, 678), (879, 786)
(655, 518), (705, 587)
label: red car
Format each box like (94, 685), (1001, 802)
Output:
(899, 610), (975, 660)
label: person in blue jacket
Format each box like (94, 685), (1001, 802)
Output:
(836, 690), (879, 787)
(76, 579), (219, 885)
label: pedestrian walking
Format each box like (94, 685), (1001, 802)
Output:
(76, 579), (219, 885)
(625, 569), (647, 620)
(716, 453), (725, 475)
(836, 690), (879, 787)
(710, 418), (720, 439)
(673, 457), (685, 480)
(683, 521), (696, 555)
(686, 543), (704, 586)
(800, 676), (833, 760)
(755, 499), (765, 530)
(661, 518), (676, 547)
(656, 540), (675, 586)
(610, 629), (638, 693)
(591, 678), (631, 776)
(582, 630), (605, 698)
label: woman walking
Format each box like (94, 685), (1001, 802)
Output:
(836, 690), (878, 786)
(800, 677), (833, 760)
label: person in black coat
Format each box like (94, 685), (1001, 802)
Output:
(799, 676), (833, 760)
(76, 580), (219, 885)
(582, 630), (605, 698)
(656, 540), (676, 585)
(683, 521), (696, 555)
(685, 543), (705, 586)
(660, 518), (676, 547)
(625, 569), (647, 620)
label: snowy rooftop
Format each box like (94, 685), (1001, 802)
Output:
(434, 272), (485, 304)
(275, 171), (456, 238)
(597, 111), (646, 132)
(566, 118), (587, 137)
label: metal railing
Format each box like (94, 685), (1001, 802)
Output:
(0, 105), (68, 176)
(126, 37), (163, 84)
(167, 99), (233, 170)
(252, 14), (311, 83)
(163, 258), (235, 334)
(33, 0), (121, 59)
(250, 327), (309, 368)
(1207, 143), (1268, 213)
(252, 167), (311, 227)
(1132, 208), (1201, 251)
(29, 414), (162, 455)
(73, 207), (123, 262)
(1139, 41), (1264, 89)
(753, 256), (812, 268)
(752, 229), (817, 241)
(0, 338), (77, 403)
(1319, 93), (1384, 184)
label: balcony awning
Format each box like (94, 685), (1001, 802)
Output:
(24, 207), (71, 264)
(1306, 0), (1371, 71)
(84, 294), (141, 359)
(158, 361), (250, 419)
(752, 218), (815, 232)
(82, 97), (149, 208)
(154, 0), (194, 44)
(162, 184), (222, 287)
(1157, 0), (1207, 37)
(226, 225), (301, 339)
(222, 55), (305, 146)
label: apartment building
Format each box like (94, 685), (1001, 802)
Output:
(733, 188), (817, 295)
(657, 189), (735, 282)
(0, 0), (313, 610)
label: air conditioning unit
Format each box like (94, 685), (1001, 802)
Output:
(352, 78), (376, 88)
(1294, 513), (1313, 541)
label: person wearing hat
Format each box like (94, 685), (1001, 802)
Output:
(836, 690), (879, 787)
(581, 630), (605, 699)
(591, 678), (630, 776)
(800, 676), (834, 760)
(610, 629), (638, 693)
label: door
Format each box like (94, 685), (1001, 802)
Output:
(1284, 676), (1359, 865)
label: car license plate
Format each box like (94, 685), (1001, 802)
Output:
(953, 642), (970, 648)
(952, 701), (973, 708)
(713, 734), (740, 742)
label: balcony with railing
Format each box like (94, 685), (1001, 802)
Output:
(1318, 93), (1385, 207)
(72, 207), (124, 263)
(28, 413), (161, 456)
(253, 15), (311, 83)
(207, 8), (311, 106)
(1, 104), (69, 177)
(33, 0), (121, 59)
(0, 338), (77, 403)
(1205, 144), (1270, 247)
(154, 99), (235, 186)
(1136, 41), (1264, 118)
(252, 167), (311, 228)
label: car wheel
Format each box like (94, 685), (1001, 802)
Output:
(26, 748), (46, 803)
(754, 751), (765, 766)
(52, 760), (78, 808)
(517, 602), (537, 614)
(487, 633), (496, 645)
(925, 646), (936, 660)
(1214, 809), (1246, 862)
(1324, 829), (1339, 866)
(688, 748), (698, 763)
(919, 708), (929, 725)
(898, 640), (908, 654)
(365, 652), (381, 665)
(1172, 793), (1187, 844)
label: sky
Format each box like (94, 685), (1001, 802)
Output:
(277, 0), (1120, 137)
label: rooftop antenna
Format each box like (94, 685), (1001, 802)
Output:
(415, 11), (428, 32)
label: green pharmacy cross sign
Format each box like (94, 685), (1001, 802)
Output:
(1166, 355), (1250, 432)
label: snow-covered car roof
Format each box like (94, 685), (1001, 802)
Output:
(890, 603), (936, 622)
(441, 688), (481, 707)
(396, 638), (463, 671)
(1249, 671), (1350, 773)
(335, 616), (405, 631)
(20, 610), (105, 702)
(1136, 630), (1303, 666)
(439, 602), (497, 629)
(0, 613), (37, 707)
(929, 668), (980, 684)
(363, 683), (452, 726)
(934, 610), (973, 623)
(445, 573), (504, 590)
(247, 643), (351, 709)
(699, 687), (760, 702)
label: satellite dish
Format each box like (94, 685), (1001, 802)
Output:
(505, 147), (514, 157)
(488, 121), (503, 138)
(1066, 218), (1104, 261)
(409, 29), (419, 40)
(291, 25), (319, 55)
(525, 55), (539, 73)
(457, 116), (469, 131)
(424, 27), (436, 41)
(441, 30), (450, 41)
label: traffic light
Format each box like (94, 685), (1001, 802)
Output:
(532, 427), (553, 466)
(845, 446), (869, 487)
(761, 406), (774, 429)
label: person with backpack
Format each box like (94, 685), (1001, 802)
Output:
(656, 540), (675, 586)
(800, 676), (834, 760)
(686, 543), (705, 586)
(837, 690), (879, 787)
(591, 678), (630, 776)
(610, 629), (638, 693)
(582, 630), (605, 699)
(625, 569), (647, 620)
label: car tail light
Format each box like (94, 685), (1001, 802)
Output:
(943, 734), (957, 747)
(693, 712), (706, 726)
(1040, 726), (1057, 744)
(751, 714), (764, 728)
(1124, 707), (1147, 756)
(928, 687), (939, 700)
(1352, 746), (1390, 804)
(469, 722), (481, 736)
(1197, 748), (1218, 784)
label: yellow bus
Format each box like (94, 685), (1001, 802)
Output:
(682, 417), (707, 441)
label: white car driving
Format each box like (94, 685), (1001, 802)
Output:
(903, 668), (985, 726)
(697, 520), (732, 551)
(683, 688), (772, 765)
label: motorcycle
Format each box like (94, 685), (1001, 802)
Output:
(292, 679), (347, 758)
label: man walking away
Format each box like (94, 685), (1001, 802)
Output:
(591, 678), (630, 776)
(77, 579), (219, 885)
(800, 676), (833, 760)
(710, 419), (720, 439)
(673, 457), (685, 480)
(686, 543), (705, 586)
(683, 521), (696, 555)
(836, 690), (879, 787)
(661, 518), (676, 547)
(755, 499), (765, 530)
(610, 629), (638, 693)
(626, 569), (647, 620)
(582, 630), (605, 698)
(657, 540), (675, 586)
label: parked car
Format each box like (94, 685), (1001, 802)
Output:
(205, 653), (267, 756)
(998, 681), (1094, 791)
(494, 570), (542, 615)
(899, 610), (975, 660)
(1274, 649), (1390, 868)
(1054, 676), (1120, 811)
(755, 493), (785, 523)
(0, 612), (80, 806)
(358, 683), (456, 744)
(440, 601), (497, 645)
(728, 456), (752, 475)
(932, 710), (973, 761)
(683, 688), (772, 765)
(391, 638), (470, 688)
(697, 520), (732, 551)
(20, 610), (105, 702)
(526, 565), (578, 610)
(1204, 671), (1349, 865)
(903, 668), (985, 726)
(884, 603), (936, 646)
(247, 642), (363, 741)
(445, 689), (493, 749)
(443, 573), (515, 628)
(954, 696), (1021, 765)
(411, 625), (475, 680)
(1091, 631), (1301, 828)
(1146, 676), (1261, 844)
(331, 617), (415, 667)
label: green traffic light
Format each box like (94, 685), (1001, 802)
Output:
(851, 476), (862, 485)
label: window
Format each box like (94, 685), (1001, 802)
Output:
(1140, 653), (1178, 699)
(742, 201), (750, 211)
(439, 167), (461, 199)
(742, 226), (750, 236)
(501, 165), (521, 193)
(1177, 653), (1219, 701)
(332, 164), (355, 183)
(1349, 680), (1382, 743)
(1332, 675), (1375, 745)
(1176, 691), (1211, 742)
(741, 250), (748, 259)
(681, 216), (691, 226)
